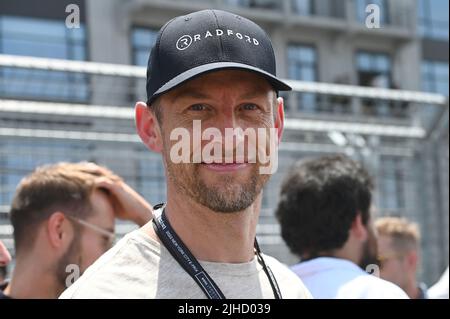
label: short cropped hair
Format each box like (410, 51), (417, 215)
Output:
(375, 217), (420, 252)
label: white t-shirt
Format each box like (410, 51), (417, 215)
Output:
(428, 267), (449, 299)
(291, 257), (409, 299)
(59, 228), (312, 299)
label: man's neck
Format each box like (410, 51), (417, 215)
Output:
(404, 278), (421, 299)
(4, 255), (61, 299)
(160, 189), (262, 264)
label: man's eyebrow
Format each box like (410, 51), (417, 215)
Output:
(239, 90), (269, 100)
(169, 85), (271, 102)
(170, 88), (212, 103)
(239, 81), (273, 100)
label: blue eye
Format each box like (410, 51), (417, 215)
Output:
(242, 104), (258, 111)
(190, 104), (207, 111)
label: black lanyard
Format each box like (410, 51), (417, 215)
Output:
(152, 205), (282, 299)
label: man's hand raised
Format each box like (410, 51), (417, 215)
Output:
(95, 176), (153, 227)
(79, 162), (153, 227)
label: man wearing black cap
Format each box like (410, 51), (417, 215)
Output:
(60, 9), (311, 299)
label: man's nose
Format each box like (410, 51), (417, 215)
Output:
(214, 107), (239, 133)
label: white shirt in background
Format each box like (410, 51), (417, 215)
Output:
(428, 267), (449, 299)
(291, 257), (409, 299)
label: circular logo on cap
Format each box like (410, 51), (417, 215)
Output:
(176, 35), (193, 51)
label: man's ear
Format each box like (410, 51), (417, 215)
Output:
(351, 213), (369, 241)
(47, 212), (71, 249)
(406, 250), (419, 270)
(275, 97), (285, 144)
(135, 102), (163, 153)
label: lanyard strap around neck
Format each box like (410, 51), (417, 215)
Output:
(152, 207), (282, 299)
(152, 210), (225, 299)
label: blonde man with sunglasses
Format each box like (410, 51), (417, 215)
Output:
(1, 162), (152, 299)
(376, 217), (428, 299)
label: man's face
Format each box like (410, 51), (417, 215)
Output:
(155, 70), (282, 213)
(78, 190), (115, 272)
(378, 235), (409, 288)
(56, 190), (115, 287)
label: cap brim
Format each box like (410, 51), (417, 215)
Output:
(149, 62), (291, 104)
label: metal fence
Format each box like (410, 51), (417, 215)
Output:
(0, 54), (448, 284)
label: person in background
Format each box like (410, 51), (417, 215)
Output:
(0, 240), (11, 284)
(276, 155), (408, 299)
(376, 217), (428, 299)
(0, 162), (152, 299)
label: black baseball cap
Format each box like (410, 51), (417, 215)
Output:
(146, 9), (291, 105)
